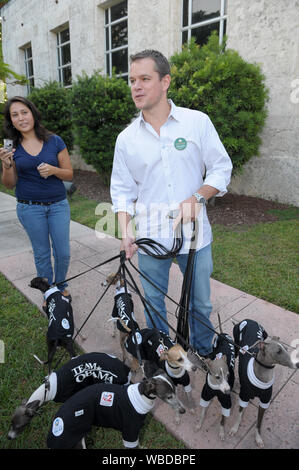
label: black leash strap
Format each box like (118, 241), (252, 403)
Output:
(119, 251), (144, 371)
(176, 220), (198, 350)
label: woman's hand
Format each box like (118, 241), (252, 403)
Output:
(0, 147), (14, 169)
(37, 162), (55, 179)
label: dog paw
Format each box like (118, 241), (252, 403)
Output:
(194, 423), (202, 432)
(219, 430), (225, 441)
(229, 426), (238, 437)
(255, 432), (264, 448)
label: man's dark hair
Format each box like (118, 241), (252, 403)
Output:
(130, 49), (171, 80)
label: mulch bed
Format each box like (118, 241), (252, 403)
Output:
(73, 169), (292, 227)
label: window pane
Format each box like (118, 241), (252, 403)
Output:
(111, 0), (127, 22)
(111, 48), (128, 75)
(105, 27), (110, 50)
(182, 0), (189, 27)
(61, 43), (71, 65)
(182, 30), (188, 45)
(106, 54), (110, 75)
(29, 77), (34, 87)
(62, 66), (72, 86)
(26, 46), (32, 58)
(191, 21), (219, 45)
(111, 20), (128, 48)
(27, 60), (34, 77)
(60, 28), (70, 44)
(192, 0), (221, 24)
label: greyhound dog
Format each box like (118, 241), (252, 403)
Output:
(8, 352), (132, 439)
(47, 363), (185, 449)
(229, 319), (299, 448)
(30, 277), (76, 372)
(196, 319), (235, 440)
(124, 327), (196, 422)
(106, 273), (195, 421)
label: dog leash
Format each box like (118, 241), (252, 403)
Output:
(176, 220), (198, 350)
(119, 251), (145, 377)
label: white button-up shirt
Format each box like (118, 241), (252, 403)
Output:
(110, 101), (232, 253)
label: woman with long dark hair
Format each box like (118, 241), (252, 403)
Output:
(0, 96), (73, 306)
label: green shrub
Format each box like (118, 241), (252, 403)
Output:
(71, 71), (136, 182)
(168, 34), (269, 172)
(28, 81), (73, 150)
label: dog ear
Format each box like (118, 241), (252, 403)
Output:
(271, 336), (280, 342)
(258, 341), (267, 352)
(25, 400), (40, 417)
(159, 351), (168, 361)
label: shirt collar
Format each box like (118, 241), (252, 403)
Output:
(138, 99), (180, 127)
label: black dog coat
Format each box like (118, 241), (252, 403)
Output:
(53, 352), (131, 402)
(112, 288), (139, 333)
(200, 333), (235, 416)
(44, 287), (74, 340)
(47, 382), (153, 449)
(233, 319), (272, 408)
(125, 328), (190, 388)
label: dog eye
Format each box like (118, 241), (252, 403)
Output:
(215, 375), (220, 380)
(177, 358), (183, 362)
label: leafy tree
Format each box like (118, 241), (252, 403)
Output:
(169, 34), (269, 172)
(70, 71), (136, 182)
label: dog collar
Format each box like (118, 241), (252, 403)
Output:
(44, 286), (60, 300)
(254, 357), (275, 370)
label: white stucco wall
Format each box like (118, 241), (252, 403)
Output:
(227, 0), (299, 206)
(1, 0), (105, 96)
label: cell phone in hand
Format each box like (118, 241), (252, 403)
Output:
(3, 139), (13, 152)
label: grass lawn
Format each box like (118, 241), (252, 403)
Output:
(0, 184), (298, 449)
(0, 272), (186, 449)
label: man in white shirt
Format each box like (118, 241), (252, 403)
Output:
(110, 50), (232, 356)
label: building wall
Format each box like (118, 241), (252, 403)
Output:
(1, 0), (298, 205)
(1, 0), (105, 95)
(227, 0), (299, 206)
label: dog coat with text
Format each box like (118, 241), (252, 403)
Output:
(54, 352), (131, 403)
(233, 319), (272, 408)
(125, 328), (190, 387)
(112, 290), (139, 333)
(200, 333), (235, 414)
(45, 288), (74, 340)
(47, 383), (153, 449)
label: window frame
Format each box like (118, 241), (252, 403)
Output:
(24, 44), (34, 94)
(56, 26), (72, 88)
(104, 0), (128, 79)
(181, 0), (227, 46)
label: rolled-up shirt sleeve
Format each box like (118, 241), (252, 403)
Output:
(110, 135), (138, 216)
(200, 115), (233, 196)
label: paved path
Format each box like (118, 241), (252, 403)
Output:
(0, 192), (298, 449)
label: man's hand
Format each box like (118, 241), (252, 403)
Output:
(172, 195), (202, 231)
(120, 236), (138, 259)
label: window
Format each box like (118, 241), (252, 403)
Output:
(105, 0), (128, 79)
(182, 0), (227, 46)
(57, 27), (72, 87)
(24, 44), (34, 94)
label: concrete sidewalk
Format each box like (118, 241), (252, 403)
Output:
(0, 191), (298, 449)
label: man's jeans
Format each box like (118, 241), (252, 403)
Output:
(17, 199), (70, 291)
(138, 243), (214, 356)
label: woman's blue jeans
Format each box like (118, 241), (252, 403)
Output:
(17, 199), (70, 291)
(138, 243), (214, 356)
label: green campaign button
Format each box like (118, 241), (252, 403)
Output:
(174, 137), (187, 150)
